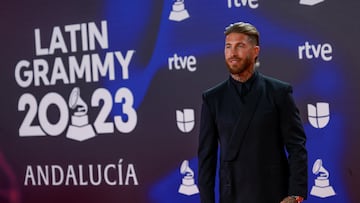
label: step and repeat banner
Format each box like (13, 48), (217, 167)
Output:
(1, 0), (359, 202)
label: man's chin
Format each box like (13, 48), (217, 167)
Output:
(227, 67), (243, 74)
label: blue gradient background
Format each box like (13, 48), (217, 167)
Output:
(0, 0), (358, 202)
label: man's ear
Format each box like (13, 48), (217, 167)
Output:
(254, 45), (260, 54)
(253, 45), (260, 59)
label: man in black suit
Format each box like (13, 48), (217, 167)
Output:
(198, 22), (307, 203)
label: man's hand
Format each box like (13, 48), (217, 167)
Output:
(280, 196), (297, 203)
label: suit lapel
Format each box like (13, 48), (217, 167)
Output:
(224, 73), (264, 161)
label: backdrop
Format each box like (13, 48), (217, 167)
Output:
(1, 0), (359, 202)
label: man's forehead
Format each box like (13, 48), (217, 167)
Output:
(225, 33), (249, 42)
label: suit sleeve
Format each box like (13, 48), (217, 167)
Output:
(198, 94), (218, 203)
(278, 86), (308, 199)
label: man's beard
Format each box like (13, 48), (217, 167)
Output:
(226, 55), (252, 75)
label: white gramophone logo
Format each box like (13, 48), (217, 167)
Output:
(299, 0), (324, 6)
(307, 102), (330, 128)
(176, 109), (195, 133)
(178, 160), (199, 196)
(66, 87), (96, 141)
(310, 159), (336, 198)
(169, 0), (190, 22)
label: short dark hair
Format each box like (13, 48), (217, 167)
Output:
(224, 22), (260, 46)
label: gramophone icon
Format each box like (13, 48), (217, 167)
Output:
(310, 159), (336, 198)
(169, 0), (190, 22)
(66, 87), (96, 141)
(178, 160), (199, 196)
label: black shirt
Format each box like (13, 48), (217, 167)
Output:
(229, 70), (258, 102)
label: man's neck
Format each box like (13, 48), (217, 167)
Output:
(231, 68), (254, 83)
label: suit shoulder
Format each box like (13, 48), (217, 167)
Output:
(202, 79), (228, 99)
(261, 74), (292, 92)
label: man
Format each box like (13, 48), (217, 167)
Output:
(198, 22), (308, 203)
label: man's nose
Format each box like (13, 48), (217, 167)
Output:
(230, 48), (238, 57)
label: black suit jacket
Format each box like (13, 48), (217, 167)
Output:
(198, 72), (307, 203)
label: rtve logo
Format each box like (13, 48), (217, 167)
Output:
(168, 53), (197, 72)
(300, 0), (325, 6)
(298, 41), (333, 61)
(307, 102), (330, 129)
(227, 0), (259, 9)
